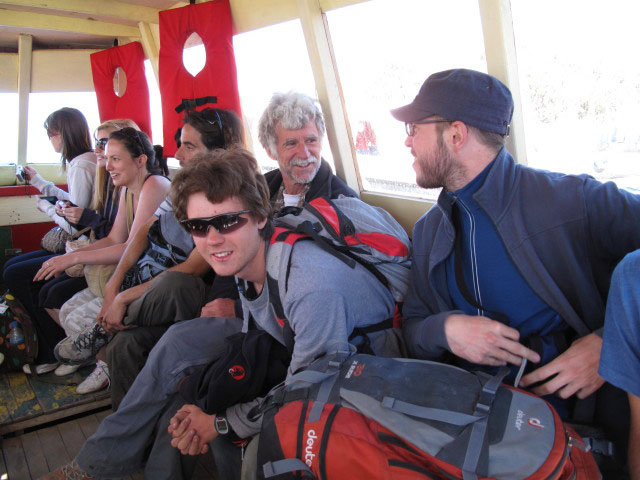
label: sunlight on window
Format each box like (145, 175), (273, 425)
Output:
(144, 60), (164, 149)
(512, 0), (640, 193)
(0, 93), (19, 165)
(27, 92), (100, 164)
(326, 0), (487, 199)
(233, 20), (333, 173)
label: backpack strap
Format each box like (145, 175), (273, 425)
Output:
(262, 459), (316, 479)
(461, 366), (509, 480)
(381, 397), (483, 426)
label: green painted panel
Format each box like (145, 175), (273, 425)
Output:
(0, 373), (18, 424)
(7, 371), (40, 420)
(29, 366), (98, 412)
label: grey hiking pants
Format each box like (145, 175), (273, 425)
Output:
(76, 315), (242, 479)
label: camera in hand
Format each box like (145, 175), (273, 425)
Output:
(15, 165), (25, 183)
(39, 195), (58, 205)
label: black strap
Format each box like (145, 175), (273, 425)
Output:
(451, 204), (572, 364)
(174, 96), (218, 113)
(318, 404), (341, 480)
(452, 204), (509, 325)
(571, 394), (597, 425)
(462, 367), (509, 479)
(295, 401), (310, 479)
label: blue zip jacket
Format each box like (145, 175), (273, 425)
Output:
(403, 147), (640, 359)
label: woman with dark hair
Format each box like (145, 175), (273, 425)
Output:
(29, 107), (97, 220)
(27, 128), (170, 375)
(2, 107), (96, 372)
(35, 119), (141, 373)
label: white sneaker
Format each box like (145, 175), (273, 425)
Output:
(54, 363), (83, 376)
(76, 361), (110, 394)
(22, 362), (59, 375)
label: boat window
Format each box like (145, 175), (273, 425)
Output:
(0, 93), (19, 165)
(27, 92), (100, 164)
(233, 19), (333, 173)
(512, 0), (640, 194)
(144, 60), (166, 165)
(325, 0), (487, 200)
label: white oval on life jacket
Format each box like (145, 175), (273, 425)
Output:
(183, 31), (206, 77)
(113, 66), (127, 97)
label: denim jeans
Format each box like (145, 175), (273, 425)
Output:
(3, 249), (64, 363)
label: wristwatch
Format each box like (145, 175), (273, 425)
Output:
(214, 414), (229, 435)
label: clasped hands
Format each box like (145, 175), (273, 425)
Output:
(168, 404), (217, 456)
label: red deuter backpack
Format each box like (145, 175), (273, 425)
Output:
(255, 352), (601, 480)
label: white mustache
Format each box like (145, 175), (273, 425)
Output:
(290, 156), (319, 168)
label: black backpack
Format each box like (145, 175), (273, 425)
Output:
(0, 292), (38, 372)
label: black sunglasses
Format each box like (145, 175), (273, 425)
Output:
(181, 210), (251, 236)
(95, 137), (109, 150)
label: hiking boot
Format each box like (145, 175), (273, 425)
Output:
(76, 361), (110, 395)
(54, 324), (111, 365)
(39, 459), (98, 479)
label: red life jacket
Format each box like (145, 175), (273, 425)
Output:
(158, 0), (242, 156)
(90, 42), (152, 137)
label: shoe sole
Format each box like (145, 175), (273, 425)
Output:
(76, 380), (109, 395)
(23, 363), (59, 375)
(54, 364), (84, 376)
(54, 343), (96, 366)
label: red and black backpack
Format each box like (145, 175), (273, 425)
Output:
(254, 350), (600, 480)
(264, 196), (412, 352)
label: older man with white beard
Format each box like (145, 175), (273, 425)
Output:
(259, 92), (356, 209)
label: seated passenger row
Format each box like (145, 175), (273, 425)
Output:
(8, 70), (639, 480)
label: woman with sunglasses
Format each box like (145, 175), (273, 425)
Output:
(2, 107), (97, 372)
(32, 119), (141, 377)
(29, 127), (170, 375)
(55, 118), (140, 240)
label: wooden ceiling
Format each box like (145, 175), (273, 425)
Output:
(0, 0), (179, 51)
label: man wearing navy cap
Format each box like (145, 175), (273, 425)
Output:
(394, 69), (640, 456)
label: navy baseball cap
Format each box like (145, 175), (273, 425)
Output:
(391, 69), (514, 135)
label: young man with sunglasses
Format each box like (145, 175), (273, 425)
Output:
(54, 108), (244, 400)
(44, 148), (400, 480)
(394, 68), (640, 466)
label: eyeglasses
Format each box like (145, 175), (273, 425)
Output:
(405, 119), (450, 137)
(47, 131), (59, 139)
(181, 210), (251, 237)
(95, 138), (109, 150)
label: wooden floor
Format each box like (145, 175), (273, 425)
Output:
(0, 370), (218, 479)
(0, 410), (219, 480)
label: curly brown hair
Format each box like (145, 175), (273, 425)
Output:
(171, 148), (272, 238)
